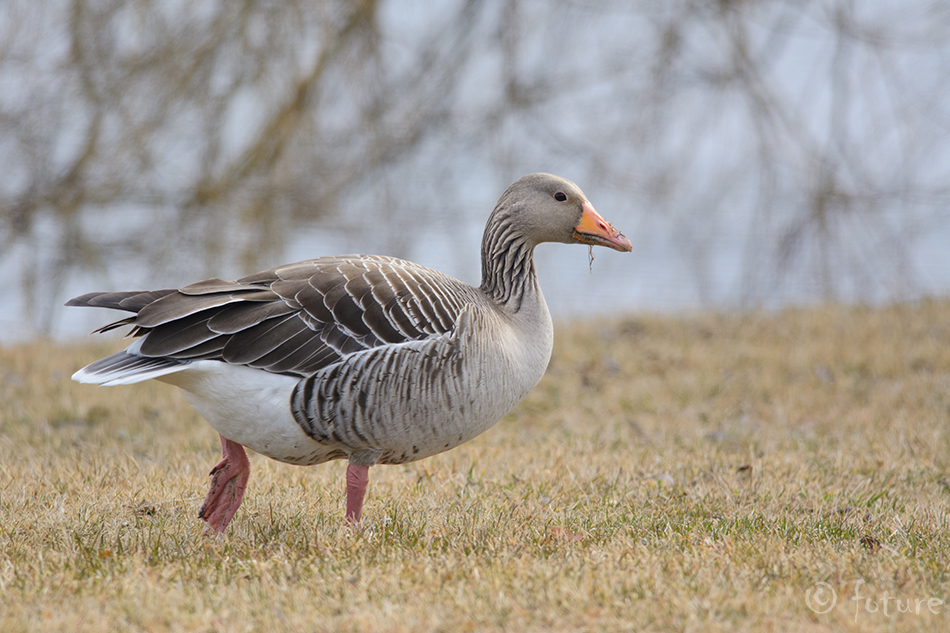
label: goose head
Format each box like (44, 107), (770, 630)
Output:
(495, 173), (632, 253)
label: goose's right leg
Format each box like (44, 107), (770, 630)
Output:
(198, 435), (251, 532)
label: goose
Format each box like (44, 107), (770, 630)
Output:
(68, 173), (632, 532)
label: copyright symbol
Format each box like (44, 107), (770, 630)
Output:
(805, 582), (837, 614)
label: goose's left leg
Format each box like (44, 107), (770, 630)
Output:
(345, 464), (370, 523)
(198, 434), (251, 532)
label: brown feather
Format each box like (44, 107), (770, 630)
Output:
(66, 289), (176, 312)
(135, 292), (244, 328)
(71, 255), (481, 378)
(207, 300), (295, 334)
(179, 278), (260, 295)
(287, 281), (334, 323)
(167, 336), (228, 359)
(221, 314), (311, 365)
(248, 326), (326, 374)
(139, 311), (220, 356)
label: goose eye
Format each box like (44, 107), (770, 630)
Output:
(554, 191), (567, 202)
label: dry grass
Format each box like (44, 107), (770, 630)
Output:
(2, 301), (949, 632)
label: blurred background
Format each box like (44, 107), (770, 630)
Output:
(1, 0), (948, 341)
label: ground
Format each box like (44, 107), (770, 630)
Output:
(1, 301), (948, 632)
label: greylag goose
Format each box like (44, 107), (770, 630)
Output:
(68, 173), (631, 532)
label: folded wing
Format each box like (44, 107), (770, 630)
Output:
(69, 255), (481, 382)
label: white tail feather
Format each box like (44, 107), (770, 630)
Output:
(71, 360), (190, 386)
(71, 340), (191, 386)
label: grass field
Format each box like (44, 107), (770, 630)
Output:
(2, 301), (949, 632)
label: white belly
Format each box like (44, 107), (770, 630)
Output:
(158, 362), (336, 465)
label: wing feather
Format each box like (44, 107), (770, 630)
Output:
(221, 314), (309, 364)
(325, 282), (371, 338)
(66, 289), (177, 312)
(290, 282), (333, 322)
(136, 292), (244, 328)
(138, 311), (219, 356)
(70, 254), (481, 378)
(207, 299), (294, 334)
(179, 278), (262, 295)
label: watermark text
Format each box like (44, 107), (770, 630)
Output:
(805, 580), (943, 622)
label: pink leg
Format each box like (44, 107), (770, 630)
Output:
(345, 464), (370, 523)
(198, 435), (251, 533)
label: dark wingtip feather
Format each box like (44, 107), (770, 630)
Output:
(92, 317), (138, 334)
(66, 289), (177, 312)
(65, 292), (108, 307)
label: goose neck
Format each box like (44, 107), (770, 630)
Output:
(479, 212), (539, 310)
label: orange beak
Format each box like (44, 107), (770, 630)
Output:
(572, 202), (632, 252)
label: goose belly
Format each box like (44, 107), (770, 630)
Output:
(159, 362), (339, 465)
(379, 377), (525, 465)
(295, 380), (527, 466)
(373, 386), (520, 464)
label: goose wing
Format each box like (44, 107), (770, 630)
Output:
(69, 255), (481, 377)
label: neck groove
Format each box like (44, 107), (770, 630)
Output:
(479, 211), (539, 310)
